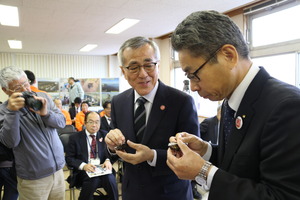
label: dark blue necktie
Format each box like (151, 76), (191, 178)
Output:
(223, 100), (235, 148)
(134, 97), (147, 142)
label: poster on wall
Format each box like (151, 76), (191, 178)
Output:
(79, 78), (101, 106)
(37, 77), (119, 108)
(101, 78), (119, 106)
(37, 78), (60, 100)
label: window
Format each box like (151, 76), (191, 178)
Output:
(250, 4), (300, 47)
(247, 1), (300, 87)
(252, 53), (296, 86)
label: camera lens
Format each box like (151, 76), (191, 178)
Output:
(22, 91), (43, 111)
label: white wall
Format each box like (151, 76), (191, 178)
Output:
(0, 52), (110, 102)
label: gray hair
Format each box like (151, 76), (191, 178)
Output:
(0, 66), (27, 89)
(118, 36), (161, 66)
(171, 10), (249, 60)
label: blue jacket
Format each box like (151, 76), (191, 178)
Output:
(0, 92), (65, 180)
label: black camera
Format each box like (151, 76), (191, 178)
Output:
(22, 91), (43, 111)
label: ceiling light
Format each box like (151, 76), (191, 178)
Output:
(105, 18), (140, 34)
(0, 5), (19, 27)
(79, 44), (98, 52)
(8, 40), (22, 49)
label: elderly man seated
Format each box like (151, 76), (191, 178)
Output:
(65, 111), (118, 200)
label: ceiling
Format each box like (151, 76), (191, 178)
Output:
(0, 0), (257, 56)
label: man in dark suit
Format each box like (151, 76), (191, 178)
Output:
(69, 97), (82, 123)
(105, 36), (199, 200)
(200, 105), (221, 145)
(167, 10), (300, 200)
(100, 100), (112, 132)
(66, 111), (118, 200)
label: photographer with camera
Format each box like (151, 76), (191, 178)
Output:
(0, 66), (66, 200)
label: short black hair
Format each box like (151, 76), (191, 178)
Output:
(80, 101), (89, 109)
(74, 97), (82, 104)
(84, 111), (99, 123)
(102, 100), (111, 109)
(24, 70), (35, 85)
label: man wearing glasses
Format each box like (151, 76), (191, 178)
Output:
(105, 36), (200, 200)
(66, 111), (118, 200)
(0, 66), (66, 200)
(167, 10), (300, 200)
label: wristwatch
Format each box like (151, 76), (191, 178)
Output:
(195, 161), (212, 185)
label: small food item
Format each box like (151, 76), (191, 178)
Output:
(168, 142), (180, 151)
(115, 143), (128, 151)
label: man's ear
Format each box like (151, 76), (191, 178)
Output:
(219, 44), (238, 69)
(120, 66), (128, 80)
(2, 87), (10, 95)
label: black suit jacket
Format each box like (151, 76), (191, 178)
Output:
(65, 129), (109, 187)
(209, 67), (300, 199)
(110, 80), (199, 200)
(200, 116), (219, 145)
(100, 116), (111, 132)
(68, 106), (77, 120)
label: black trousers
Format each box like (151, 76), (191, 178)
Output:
(78, 172), (118, 200)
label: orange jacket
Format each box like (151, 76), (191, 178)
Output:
(75, 111), (86, 131)
(30, 85), (47, 93)
(61, 109), (72, 125)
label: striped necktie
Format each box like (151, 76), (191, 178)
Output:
(134, 97), (147, 142)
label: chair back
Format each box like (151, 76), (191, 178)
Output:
(59, 132), (76, 152)
(57, 125), (76, 136)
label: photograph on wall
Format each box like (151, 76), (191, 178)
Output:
(102, 92), (118, 106)
(37, 78), (60, 93)
(59, 78), (70, 105)
(101, 78), (119, 106)
(85, 92), (101, 107)
(101, 78), (119, 92)
(80, 78), (100, 93)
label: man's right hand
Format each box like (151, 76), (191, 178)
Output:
(7, 92), (25, 111)
(171, 132), (208, 157)
(83, 163), (96, 172)
(104, 128), (126, 152)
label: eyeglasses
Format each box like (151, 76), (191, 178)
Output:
(86, 120), (100, 125)
(185, 47), (221, 82)
(7, 80), (30, 92)
(124, 62), (157, 74)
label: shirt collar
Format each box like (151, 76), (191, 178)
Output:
(228, 64), (260, 112)
(85, 129), (96, 137)
(134, 80), (159, 104)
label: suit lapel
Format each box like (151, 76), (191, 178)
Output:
(125, 90), (136, 142)
(79, 131), (89, 162)
(142, 81), (168, 144)
(220, 67), (270, 170)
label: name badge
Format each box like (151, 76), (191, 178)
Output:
(90, 158), (100, 165)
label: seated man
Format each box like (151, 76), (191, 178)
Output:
(65, 112), (118, 200)
(100, 100), (112, 132)
(54, 98), (72, 125)
(75, 101), (89, 131)
(69, 97), (82, 125)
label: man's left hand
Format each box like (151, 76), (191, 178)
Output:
(30, 96), (48, 116)
(116, 140), (154, 165)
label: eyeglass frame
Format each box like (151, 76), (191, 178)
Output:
(86, 120), (100, 125)
(186, 47), (222, 82)
(123, 61), (158, 74)
(7, 79), (30, 93)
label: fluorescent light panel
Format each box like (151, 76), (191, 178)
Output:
(79, 44), (98, 52)
(106, 18), (140, 34)
(8, 40), (22, 49)
(0, 4), (19, 27)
